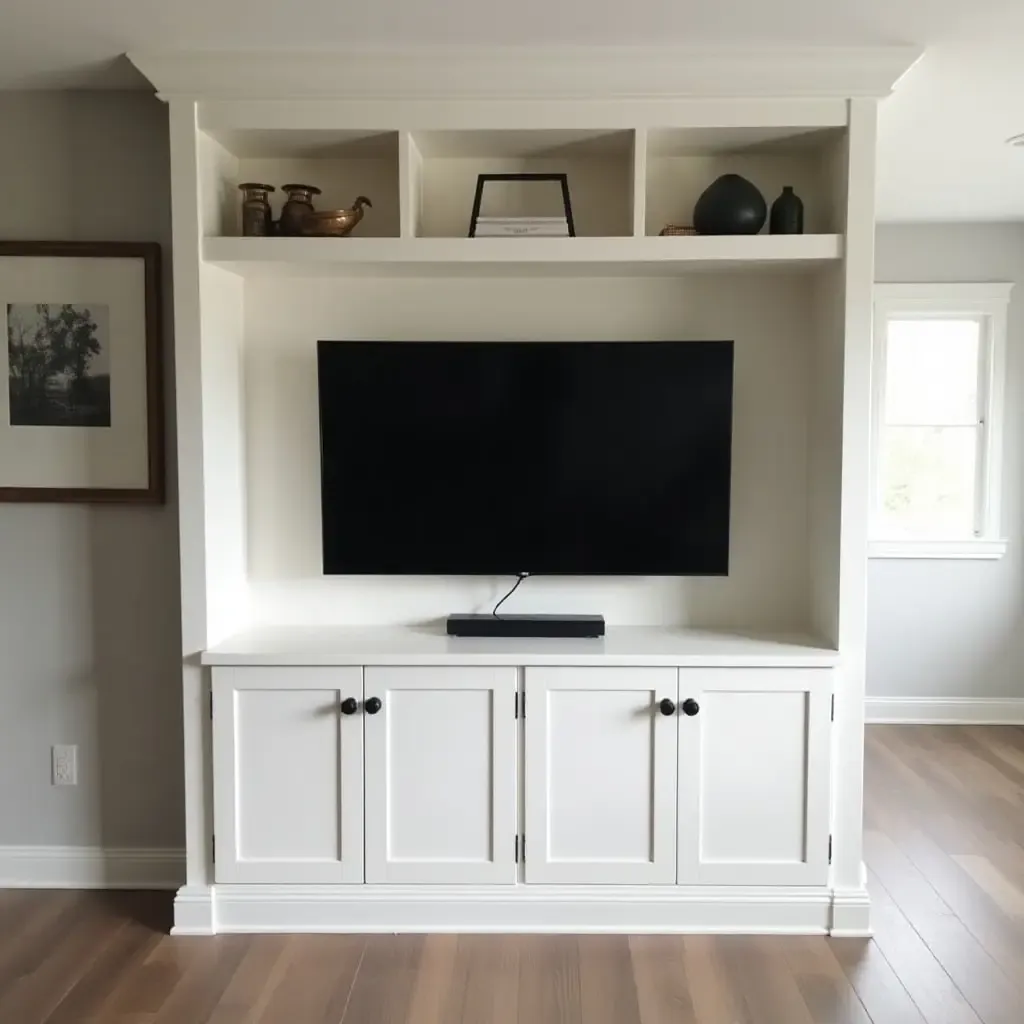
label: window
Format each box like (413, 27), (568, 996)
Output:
(871, 283), (1013, 559)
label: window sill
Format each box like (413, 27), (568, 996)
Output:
(868, 539), (1008, 561)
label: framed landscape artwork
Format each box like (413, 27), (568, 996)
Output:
(0, 241), (163, 502)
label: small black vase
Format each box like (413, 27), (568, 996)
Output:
(693, 174), (767, 235)
(769, 186), (804, 235)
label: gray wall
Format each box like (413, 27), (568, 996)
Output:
(0, 92), (183, 848)
(868, 223), (1024, 699)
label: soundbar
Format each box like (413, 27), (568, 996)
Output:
(446, 614), (606, 639)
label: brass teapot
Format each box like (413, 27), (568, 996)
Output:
(301, 196), (373, 237)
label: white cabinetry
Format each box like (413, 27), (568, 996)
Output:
(524, 667), (679, 884)
(202, 630), (841, 931)
(364, 666), (517, 884)
(212, 658), (832, 890)
(523, 664), (831, 887)
(144, 44), (908, 934)
(211, 666), (364, 884)
(677, 669), (832, 886)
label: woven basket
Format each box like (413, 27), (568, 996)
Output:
(659, 225), (698, 236)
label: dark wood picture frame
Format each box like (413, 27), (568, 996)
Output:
(468, 173), (576, 237)
(0, 240), (164, 504)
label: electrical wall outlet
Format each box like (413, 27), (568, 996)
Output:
(52, 745), (77, 786)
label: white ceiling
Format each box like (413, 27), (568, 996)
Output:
(1, 0), (1022, 222)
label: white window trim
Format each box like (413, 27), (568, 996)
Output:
(870, 282), (1013, 561)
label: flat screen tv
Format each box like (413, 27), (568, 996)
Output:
(318, 340), (733, 576)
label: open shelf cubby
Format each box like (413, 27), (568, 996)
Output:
(202, 128), (401, 238)
(405, 129), (634, 238)
(643, 126), (844, 237)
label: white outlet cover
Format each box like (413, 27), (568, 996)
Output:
(52, 744), (78, 786)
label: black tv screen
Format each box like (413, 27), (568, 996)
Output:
(318, 340), (733, 575)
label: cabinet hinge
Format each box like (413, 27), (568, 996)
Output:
(514, 693), (519, 719)
(828, 835), (832, 863)
(515, 835), (519, 863)
(209, 691), (214, 719)
(212, 834), (216, 862)
(522, 834), (525, 861)
(830, 694), (835, 722)
(521, 692), (525, 719)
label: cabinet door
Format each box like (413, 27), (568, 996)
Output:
(212, 666), (364, 884)
(524, 667), (678, 884)
(677, 668), (832, 886)
(364, 666), (517, 884)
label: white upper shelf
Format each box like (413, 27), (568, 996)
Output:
(203, 235), (843, 278)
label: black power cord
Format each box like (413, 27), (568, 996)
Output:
(493, 572), (530, 617)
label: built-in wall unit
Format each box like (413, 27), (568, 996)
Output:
(132, 47), (918, 935)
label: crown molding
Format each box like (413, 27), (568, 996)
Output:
(129, 46), (922, 103)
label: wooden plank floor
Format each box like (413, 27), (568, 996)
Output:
(2, 724), (1024, 1023)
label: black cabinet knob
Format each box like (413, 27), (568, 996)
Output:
(680, 698), (700, 717)
(364, 696), (383, 715)
(658, 698), (677, 716)
(340, 697), (359, 716)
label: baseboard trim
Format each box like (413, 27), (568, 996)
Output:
(866, 696), (1024, 725)
(0, 846), (185, 889)
(172, 885), (216, 935)
(830, 885), (872, 937)
(183, 883), (848, 935)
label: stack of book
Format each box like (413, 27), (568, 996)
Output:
(473, 217), (570, 237)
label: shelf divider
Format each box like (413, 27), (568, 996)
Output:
(631, 128), (648, 239)
(398, 131), (423, 239)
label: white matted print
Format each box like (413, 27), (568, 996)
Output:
(0, 242), (162, 502)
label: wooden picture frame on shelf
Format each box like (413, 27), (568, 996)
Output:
(0, 240), (164, 504)
(468, 173), (576, 237)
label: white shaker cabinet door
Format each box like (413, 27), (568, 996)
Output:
(363, 666), (518, 884)
(211, 666), (365, 884)
(677, 668), (832, 886)
(524, 667), (678, 884)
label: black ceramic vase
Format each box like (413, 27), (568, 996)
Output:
(693, 174), (767, 235)
(769, 186), (804, 235)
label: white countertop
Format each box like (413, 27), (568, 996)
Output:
(201, 625), (839, 668)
